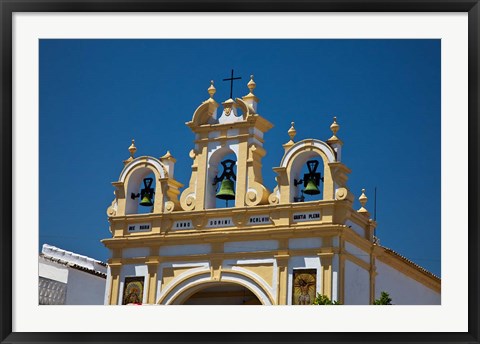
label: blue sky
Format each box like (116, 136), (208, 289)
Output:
(39, 39), (441, 276)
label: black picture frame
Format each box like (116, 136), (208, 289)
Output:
(1, 1), (478, 343)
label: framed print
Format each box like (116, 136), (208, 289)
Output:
(1, 1), (479, 344)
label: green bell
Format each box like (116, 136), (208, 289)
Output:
(139, 192), (154, 207)
(138, 177), (154, 207)
(216, 179), (235, 200)
(303, 177), (320, 195)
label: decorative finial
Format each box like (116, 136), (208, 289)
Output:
(123, 139), (137, 165)
(208, 80), (216, 98)
(161, 150), (172, 159)
(242, 73), (260, 111)
(288, 122), (296, 142)
(128, 139), (137, 158)
(328, 116), (340, 141)
(160, 150), (176, 162)
(358, 188), (370, 216)
(359, 188), (367, 205)
(282, 121), (297, 151)
(247, 75), (256, 93)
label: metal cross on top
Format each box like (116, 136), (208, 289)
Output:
(223, 69), (242, 99)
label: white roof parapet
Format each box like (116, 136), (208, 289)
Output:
(41, 244), (107, 275)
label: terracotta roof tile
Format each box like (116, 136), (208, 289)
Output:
(39, 254), (107, 279)
(380, 245), (440, 281)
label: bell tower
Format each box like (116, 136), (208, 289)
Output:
(102, 72), (440, 306)
(180, 74), (273, 210)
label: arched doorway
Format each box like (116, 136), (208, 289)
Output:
(182, 282), (262, 305)
(157, 270), (275, 305)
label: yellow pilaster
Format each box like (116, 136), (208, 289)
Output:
(235, 140), (249, 207)
(146, 262), (159, 304)
(275, 254), (289, 305)
(195, 145), (208, 210)
(111, 182), (125, 216)
(321, 255), (333, 299)
(108, 265), (121, 305)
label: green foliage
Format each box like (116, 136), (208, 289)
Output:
(311, 292), (393, 305)
(313, 293), (341, 305)
(374, 291), (393, 305)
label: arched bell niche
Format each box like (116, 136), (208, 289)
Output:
(280, 139), (336, 203)
(131, 171), (156, 214)
(119, 157), (167, 215)
(206, 146), (238, 209)
(290, 152), (326, 203)
(125, 167), (157, 215)
(292, 157), (325, 202)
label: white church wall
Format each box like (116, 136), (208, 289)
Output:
(344, 259), (370, 305)
(375, 260), (440, 305)
(345, 220), (365, 238)
(65, 267), (106, 305)
(288, 237), (322, 250)
(122, 247), (150, 259)
(224, 240), (278, 253)
(287, 256), (321, 305)
(248, 128), (264, 147)
(345, 242), (370, 263)
(332, 254), (339, 302)
(332, 236), (339, 248)
(103, 265), (112, 305)
(118, 264), (148, 305)
(227, 128), (240, 137)
(252, 127), (264, 140)
(159, 244), (211, 256)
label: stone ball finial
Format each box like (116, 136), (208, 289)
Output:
(288, 121), (297, 141)
(128, 139), (137, 158)
(208, 80), (216, 98)
(247, 75), (256, 93)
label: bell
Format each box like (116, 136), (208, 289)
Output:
(139, 191), (154, 207)
(139, 177), (154, 207)
(303, 178), (320, 195)
(216, 179), (235, 200)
